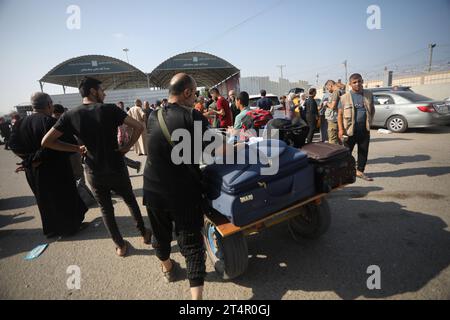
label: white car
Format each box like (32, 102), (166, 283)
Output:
(248, 94), (280, 109)
(248, 94), (289, 119)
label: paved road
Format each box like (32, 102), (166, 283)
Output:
(1, 127), (449, 300)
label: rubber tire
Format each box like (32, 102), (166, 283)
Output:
(203, 220), (248, 280)
(387, 115), (408, 133)
(288, 199), (331, 241)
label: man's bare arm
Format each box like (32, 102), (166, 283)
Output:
(338, 109), (344, 141)
(214, 109), (225, 116)
(42, 128), (85, 154)
(119, 116), (144, 154)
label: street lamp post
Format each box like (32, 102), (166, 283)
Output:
(123, 48), (130, 64)
(428, 44), (436, 72)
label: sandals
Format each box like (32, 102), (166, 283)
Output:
(162, 259), (178, 283)
(357, 172), (374, 182)
(116, 241), (129, 257)
(116, 229), (151, 257)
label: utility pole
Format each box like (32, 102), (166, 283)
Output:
(343, 60), (348, 83)
(276, 65), (286, 79)
(316, 73), (319, 86)
(123, 48), (130, 64)
(428, 43), (436, 72)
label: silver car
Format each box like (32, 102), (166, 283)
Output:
(371, 91), (450, 132)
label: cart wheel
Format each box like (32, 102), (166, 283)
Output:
(203, 219), (248, 280)
(288, 199), (331, 241)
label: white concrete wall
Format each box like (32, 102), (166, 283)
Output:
(240, 76), (310, 96)
(410, 83), (450, 101)
(51, 88), (169, 109)
(314, 83), (450, 102)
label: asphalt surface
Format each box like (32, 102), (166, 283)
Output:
(1, 127), (449, 300)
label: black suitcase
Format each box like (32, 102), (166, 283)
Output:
(265, 118), (309, 148)
(300, 143), (356, 193)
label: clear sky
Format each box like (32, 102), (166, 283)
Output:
(1, 0), (449, 114)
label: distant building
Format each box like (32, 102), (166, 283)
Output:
(15, 103), (33, 118)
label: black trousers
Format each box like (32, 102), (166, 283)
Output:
(146, 205), (206, 288)
(345, 130), (371, 173)
(306, 118), (317, 144)
(87, 172), (146, 247)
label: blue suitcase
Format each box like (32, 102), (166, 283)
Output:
(203, 140), (316, 227)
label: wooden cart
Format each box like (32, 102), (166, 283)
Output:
(203, 187), (345, 280)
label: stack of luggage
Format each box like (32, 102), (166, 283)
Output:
(300, 143), (356, 193)
(203, 140), (315, 227)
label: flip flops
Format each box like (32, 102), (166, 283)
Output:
(162, 259), (179, 283)
(357, 172), (374, 182)
(116, 241), (129, 257)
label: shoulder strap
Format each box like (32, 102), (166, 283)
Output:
(156, 108), (203, 183)
(157, 108), (174, 147)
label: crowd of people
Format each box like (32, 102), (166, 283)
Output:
(280, 74), (375, 181)
(4, 71), (375, 300)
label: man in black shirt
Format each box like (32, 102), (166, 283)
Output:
(256, 89), (273, 111)
(10, 92), (87, 238)
(42, 77), (150, 257)
(144, 73), (229, 300)
(305, 88), (319, 144)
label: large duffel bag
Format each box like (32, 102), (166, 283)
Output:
(300, 143), (356, 193)
(203, 140), (315, 227)
(242, 109), (273, 130)
(265, 117), (308, 148)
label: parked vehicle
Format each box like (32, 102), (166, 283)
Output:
(371, 91), (450, 132)
(366, 86), (413, 93)
(288, 88), (305, 95)
(248, 94), (280, 109)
